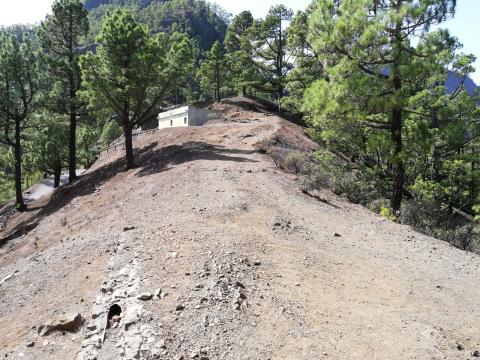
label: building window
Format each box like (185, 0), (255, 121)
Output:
(170, 120), (173, 126)
(184, 117), (187, 124)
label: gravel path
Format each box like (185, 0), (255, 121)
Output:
(0, 171), (84, 230)
(1, 101), (479, 359)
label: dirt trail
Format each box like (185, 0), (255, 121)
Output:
(0, 98), (479, 359)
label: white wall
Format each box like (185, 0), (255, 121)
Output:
(158, 106), (189, 129)
(158, 105), (211, 129)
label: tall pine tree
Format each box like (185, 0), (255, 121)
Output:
(247, 5), (293, 111)
(38, 0), (89, 183)
(224, 11), (257, 96)
(80, 10), (193, 169)
(0, 33), (43, 210)
(199, 41), (228, 101)
(305, 0), (460, 215)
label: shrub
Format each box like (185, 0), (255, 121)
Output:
(380, 206), (397, 221)
(400, 198), (443, 233)
(101, 121), (122, 149)
(267, 146), (291, 168)
(298, 166), (332, 191)
(282, 152), (311, 174)
(367, 198), (390, 214)
(444, 224), (479, 252)
(400, 197), (480, 253)
(332, 167), (387, 205)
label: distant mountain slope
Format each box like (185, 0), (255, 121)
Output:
(446, 73), (478, 95)
(379, 67), (477, 95)
(84, 0), (156, 10)
(84, 0), (228, 51)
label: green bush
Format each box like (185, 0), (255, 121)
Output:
(331, 167), (387, 205)
(400, 197), (480, 253)
(444, 224), (479, 252)
(298, 166), (331, 191)
(366, 198), (390, 214)
(266, 146), (291, 168)
(282, 152), (311, 174)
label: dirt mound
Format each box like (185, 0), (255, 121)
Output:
(208, 96), (273, 113)
(1, 99), (479, 359)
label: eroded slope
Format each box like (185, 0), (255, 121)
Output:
(0, 99), (479, 359)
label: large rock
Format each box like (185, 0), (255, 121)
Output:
(38, 313), (84, 336)
(123, 302), (143, 330)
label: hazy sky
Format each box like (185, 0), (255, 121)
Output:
(0, 0), (478, 83)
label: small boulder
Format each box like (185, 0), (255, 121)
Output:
(137, 293), (153, 301)
(235, 281), (245, 289)
(234, 289), (247, 310)
(38, 313), (84, 336)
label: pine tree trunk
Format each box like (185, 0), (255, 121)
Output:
(215, 61), (220, 102)
(277, 84), (283, 113)
(277, 16), (283, 113)
(390, 107), (404, 215)
(14, 117), (25, 211)
(389, 10), (405, 216)
(68, 101), (77, 183)
(431, 110), (440, 181)
(124, 124), (134, 170)
(67, 13), (77, 184)
(53, 162), (62, 188)
(471, 148), (476, 201)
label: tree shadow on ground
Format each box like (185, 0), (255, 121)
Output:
(136, 141), (258, 177)
(0, 141), (258, 248)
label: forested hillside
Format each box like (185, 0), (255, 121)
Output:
(84, 0), (229, 51)
(83, 0), (155, 10)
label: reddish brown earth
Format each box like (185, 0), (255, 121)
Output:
(1, 98), (479, 359)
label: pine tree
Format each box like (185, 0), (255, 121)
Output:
(246, 5), (293, 112)
(80, 10), (193, 169)
(25, 112), (69, 188)
(225, 11), (254, 53)
(199, 41), (227, 101)
(284, 3), (323, 113)
(0, 33), (43, 210)
(38, 0), (89, 183)
(404, 38), (480, 216)
(224, 11), (257, 96)
(305, 0), (460, 215)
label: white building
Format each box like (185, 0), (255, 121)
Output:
(158, 105), (210, 129)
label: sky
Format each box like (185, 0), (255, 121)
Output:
(0, 0), (478, 83)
